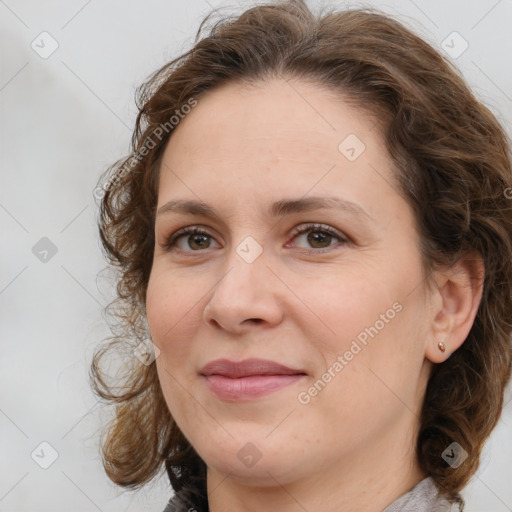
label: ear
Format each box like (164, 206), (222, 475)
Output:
(425, 252), (485, 363)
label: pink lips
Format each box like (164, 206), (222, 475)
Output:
(199, 358), (307, 401)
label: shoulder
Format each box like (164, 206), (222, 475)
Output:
(382, 477), (462, 512)
(161, 489), (208, 512)
(162, 494), (188, 512)
(162, 494), (197, 512)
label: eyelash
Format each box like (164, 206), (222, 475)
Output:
(163, 223), (348, 254)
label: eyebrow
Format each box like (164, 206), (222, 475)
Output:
(156, 196), (372, 222)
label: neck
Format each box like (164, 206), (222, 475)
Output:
(205, 422), (427, 512)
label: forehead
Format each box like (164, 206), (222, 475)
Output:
(157, 77), (398, 218)
(163, 77), (382, 162)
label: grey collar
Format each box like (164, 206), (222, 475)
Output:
(163, 476), (460, 512)
(382, 477), (460, 512)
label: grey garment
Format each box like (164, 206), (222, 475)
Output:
(163, 476), (461, 512)
(382, 477), (461, 512)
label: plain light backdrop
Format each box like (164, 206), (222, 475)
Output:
(1, 0), (511, 511)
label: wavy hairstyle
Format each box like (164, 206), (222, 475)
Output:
(90, 1), (512, 509)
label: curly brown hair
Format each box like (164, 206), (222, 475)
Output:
(90, 1), (512, 509)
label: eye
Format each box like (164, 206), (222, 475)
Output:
(162, 223), (348, 254)
(163, 226), (220, 252)
(288, 223), (348, 253)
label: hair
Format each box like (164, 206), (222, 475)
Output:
(90, 1), (512, 510)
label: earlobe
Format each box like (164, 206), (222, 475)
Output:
(425, 252), (485, 364)
(427, 338), (451, 364)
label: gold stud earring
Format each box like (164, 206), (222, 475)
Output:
(438, 340), (446, 353)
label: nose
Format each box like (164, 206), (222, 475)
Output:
(202, 244), (284, 334)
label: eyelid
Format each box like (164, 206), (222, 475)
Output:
(290, 222), (347, 241)
(163, 225), (218, 251)
(287, 222), (349, 252)
(163, 222), (349, 253)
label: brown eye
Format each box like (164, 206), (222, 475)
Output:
(164, 227), (219, 252)
(290, 223), (347, 252)
(306, 231), (334, 248)
(185, 233), (211, 250)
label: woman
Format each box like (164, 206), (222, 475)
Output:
(91, 1), (512, 511)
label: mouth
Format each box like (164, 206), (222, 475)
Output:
(199, 358), (307, 401)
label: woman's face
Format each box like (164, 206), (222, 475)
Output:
(146, 78), (435, 487)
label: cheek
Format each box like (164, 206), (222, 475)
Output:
(146, 270), (201, 358)
(297, 258), (425, 390)
(147, 271), (203, 420)
(289, 263), (400, 347)
(147, 264), (200, 327)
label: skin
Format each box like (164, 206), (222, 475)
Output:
(146, 77), (483, 512)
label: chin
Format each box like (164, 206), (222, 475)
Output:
(198, 436), (304, 487)
(207, 456), (296, 487)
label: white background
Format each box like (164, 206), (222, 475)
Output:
(1, 0), (511, 511)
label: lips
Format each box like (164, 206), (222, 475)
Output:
(199, 358), (307, 401)
(199, 358), (306, 378)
